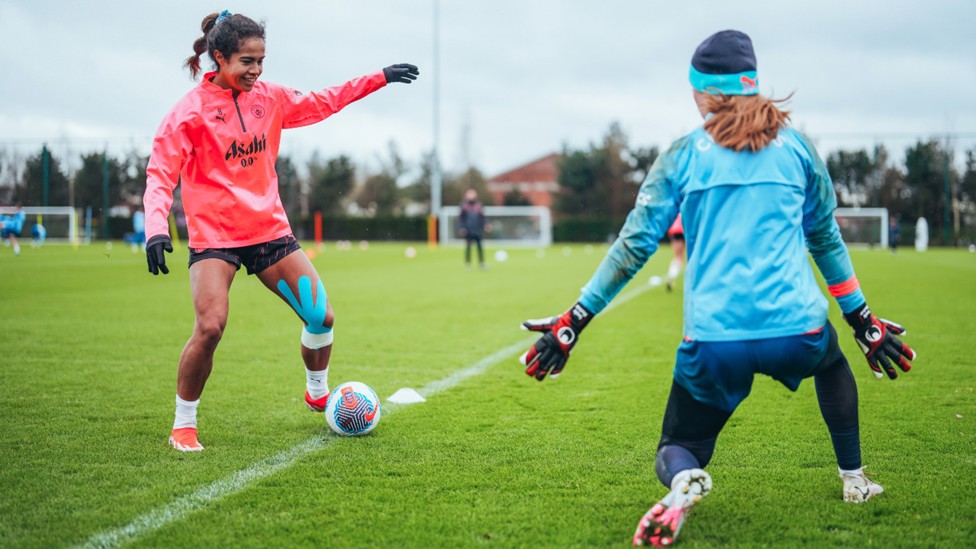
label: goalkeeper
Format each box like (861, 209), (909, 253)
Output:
(518, 30), (916, 547)
(143, 10), (418, 452)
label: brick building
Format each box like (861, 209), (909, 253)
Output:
(486, 153), (561, 208)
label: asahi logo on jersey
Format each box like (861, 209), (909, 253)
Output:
(225, 135), (267, 161)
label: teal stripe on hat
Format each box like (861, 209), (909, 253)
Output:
(689, 66), (759, 96)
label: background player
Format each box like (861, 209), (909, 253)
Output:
(1, 203), (26, 256)
(517, 30), (915, 547)
(131, 207), (146, 252)
(458, 188), (488, 270)
(31, 221), (46, 247)
(144, 10), (418, 452)
(664, 214), (684, 292)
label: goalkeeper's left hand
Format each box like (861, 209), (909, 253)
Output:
(843, 303), (917, 379)
(383, 63), (419, 84)
(519, 302), (593, 381)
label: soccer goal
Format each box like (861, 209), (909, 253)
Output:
(834, 207), (888, 249)
(0, 206), (83, 245)
(439, 205), (552, 247)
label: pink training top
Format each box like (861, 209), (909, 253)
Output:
(144, 71), (387, 249)
(666, 213), (683, 236)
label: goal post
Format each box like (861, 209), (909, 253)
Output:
(0, 206), (83, 245)
(834, 207), (888, 249)
(439, 205), (552, 247)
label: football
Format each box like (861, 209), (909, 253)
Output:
(324, 381), (382, 436)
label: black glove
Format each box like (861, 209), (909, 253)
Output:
(843, 303), (916, 379)
(519, 302), (593, 381)
(383, 63), (419, 84)
(146, 235), (173, 275)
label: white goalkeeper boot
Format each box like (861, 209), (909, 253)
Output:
(841, 469), (884, 503)
(633, 468), (712, 547)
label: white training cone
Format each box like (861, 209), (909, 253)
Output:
(387, 388), (426, 404)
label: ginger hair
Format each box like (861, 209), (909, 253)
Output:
(699, 93), (793, 152)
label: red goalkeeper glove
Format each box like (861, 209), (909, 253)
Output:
(519, 302), (593, 381)
(843, 304), (917, 379)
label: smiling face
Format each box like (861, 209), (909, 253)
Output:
(212, 37), (265, 93)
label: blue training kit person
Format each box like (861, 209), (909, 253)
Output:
(517, 30), (916, 547)
(31, 223), (46, 246)
(1, 204), (26, 256)
(132, 208), (146, 251)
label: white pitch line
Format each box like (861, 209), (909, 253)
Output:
(77, 282), (655, 549)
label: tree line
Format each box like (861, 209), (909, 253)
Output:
(1, 127), (974, 245)
(552, 124), (976, 246)
(0, 142), (492, 220)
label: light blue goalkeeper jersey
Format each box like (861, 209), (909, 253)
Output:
(578, 126), (864, 342)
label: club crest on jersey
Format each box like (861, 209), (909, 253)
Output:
(250, 104), (266, 118)
(224, 134), (267, 161)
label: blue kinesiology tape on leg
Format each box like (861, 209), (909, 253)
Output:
(277, 276), (332, 334)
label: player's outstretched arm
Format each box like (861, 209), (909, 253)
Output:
(843, 304), (917, 379)
(146, 235), (173, 276)
(382, 63), (419, 84)
(519, 302), (593, 381)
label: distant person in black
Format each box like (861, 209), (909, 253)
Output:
(459, 188), (487, 270)
(888, 216), (900, 253)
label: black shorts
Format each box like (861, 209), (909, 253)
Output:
(188, 235), (301, 275)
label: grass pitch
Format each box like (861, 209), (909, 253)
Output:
(0, 241), (974, 548)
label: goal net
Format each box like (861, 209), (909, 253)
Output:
(834, 207), (888, 248)
(439, 205), (552, 247)
(0, 206), (83, 244)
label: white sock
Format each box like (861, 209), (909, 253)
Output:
(173, 395), (199, 430)
(839, 466), (864, 476)
(666, 258), (682, 281)
(306, 367), (329, 400)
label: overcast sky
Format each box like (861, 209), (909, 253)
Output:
(2, 0), (974, 179)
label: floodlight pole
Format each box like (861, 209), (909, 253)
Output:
(430, 0), (442, 247)
(42, 144), (50, 208)
(943, 134), (951, 245)
(103, 146), (110, 240)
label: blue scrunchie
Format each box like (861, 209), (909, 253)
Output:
(216, 10), (232, 25)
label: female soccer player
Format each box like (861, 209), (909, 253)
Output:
(517, 30), (915, 546)
(144, 11), (418, 452)
(663, 214), (684, 292)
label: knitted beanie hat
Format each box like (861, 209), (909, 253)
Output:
(689, 30), (759, 96)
